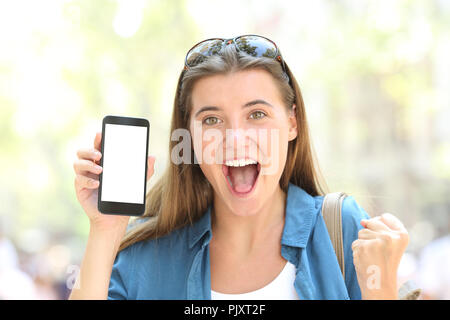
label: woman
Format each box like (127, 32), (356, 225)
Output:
(70, 35), (409, 300)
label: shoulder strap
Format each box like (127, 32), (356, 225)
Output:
(321, 192), (347, 280)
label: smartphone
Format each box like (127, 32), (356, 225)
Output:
(97, 115), (150, 216)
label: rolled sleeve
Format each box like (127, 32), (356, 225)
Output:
(108, 248), (131, 300)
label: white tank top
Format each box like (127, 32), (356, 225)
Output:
(211, 261), (300, 300)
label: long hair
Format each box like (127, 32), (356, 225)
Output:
(118, 44), (327, 252)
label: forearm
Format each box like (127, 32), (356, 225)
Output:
(69, 225), (125, 300)
(360, 276), (398, 300)
(361, 289), (398, 300)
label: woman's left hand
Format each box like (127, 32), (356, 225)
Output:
(351, 213), (409, 300)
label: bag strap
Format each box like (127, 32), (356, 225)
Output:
(321, 192), (347, 280)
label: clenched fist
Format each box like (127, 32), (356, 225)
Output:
(351, 213), (409, 300)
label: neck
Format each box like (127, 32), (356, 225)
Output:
(211, 185), (287, 256)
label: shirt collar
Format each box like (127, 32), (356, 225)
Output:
(281, 182), (317, 248)
(188, 205), (212, 249)
(187, 182), (317, 249)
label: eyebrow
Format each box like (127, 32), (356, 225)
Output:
(194, 99), (274, 118)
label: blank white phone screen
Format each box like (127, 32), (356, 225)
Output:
(101, 124), (147, 204)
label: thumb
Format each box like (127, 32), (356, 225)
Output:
(147, 155), (156, 181)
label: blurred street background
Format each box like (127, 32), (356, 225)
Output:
(0, 0), (449, 299)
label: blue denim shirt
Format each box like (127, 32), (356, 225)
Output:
(108, 183), (370, 300)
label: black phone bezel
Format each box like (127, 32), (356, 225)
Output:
(97, 115), (149, 216)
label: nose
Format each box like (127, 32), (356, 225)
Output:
(224, 114), (250, 143)
(225, 127), (247, 148)
(223, 128), (245, 161)
(224, 124), (261, 164)
(222, 114), (258, 161)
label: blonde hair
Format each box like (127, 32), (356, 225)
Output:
(119, 45), (327, 252)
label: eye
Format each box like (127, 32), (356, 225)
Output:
(203, 116), (222, 125)
(249, 110), (266, 120)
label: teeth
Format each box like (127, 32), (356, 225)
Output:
(225, 159), (257, 167)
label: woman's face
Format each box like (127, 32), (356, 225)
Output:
(189, 69), (297, 216)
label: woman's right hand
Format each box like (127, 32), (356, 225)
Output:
(73, 131), (156, 233)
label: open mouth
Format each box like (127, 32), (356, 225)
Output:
(222, 159), (261, 197)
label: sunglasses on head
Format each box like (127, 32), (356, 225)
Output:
(183, 34), (290, 82)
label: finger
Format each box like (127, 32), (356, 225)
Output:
(73, 159), (103, 175)
(351, 239), (360, 251)
(147, 156), (156, 181)
(77, 148), (102, 162)
(362, 216), (391, 232)
(351, 239), (369, 251)
(358, 228), (379, 240)
(360, 219), (368, 228)
(380, 213), (406, 232)
(74, 174), (99, 190)
(360, 215), (382, 228)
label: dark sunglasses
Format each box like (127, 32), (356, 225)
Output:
(183, 34), (290, 82)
